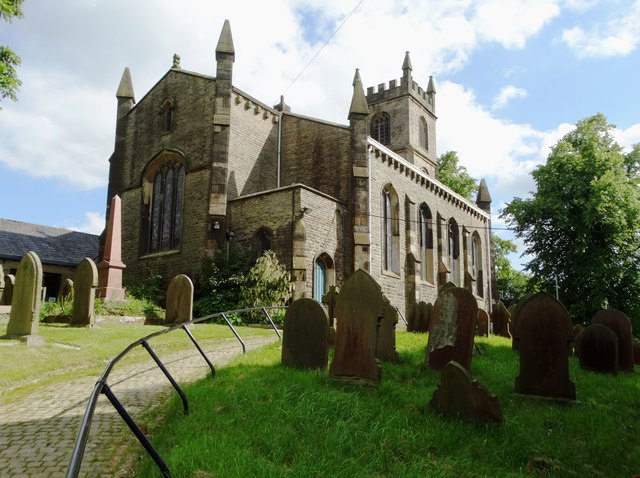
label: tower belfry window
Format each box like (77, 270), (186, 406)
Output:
(371, 112), (390, 145)
(419, 117), (428, 150)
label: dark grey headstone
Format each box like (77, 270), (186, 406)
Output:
(514, 292), (575, 400)
(475, 308), (489, 337)
(407, 301), (431, 333)
(282, 298), (328, 370)
(430, 361), (503, 423)
(425, 286), (477, 371)
(591, 309), (634, 372)
(376, 295), (399, 362)
(491, 301), (511, 338)
(329, 269), (382, 385)
(577, 324), (618, 374)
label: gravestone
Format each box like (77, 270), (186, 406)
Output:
(322, 285), (339, 345)
(58, 278), (74, 307)
(475, 308), (489, 337)
(633, 339), (640, 365)
(5, 252), (44, 345)
(281, 298), (328, 370)
(514, 292), (575, 400)
(2, 274), (15, 305)
(430, 361), (503, 423)
(71, 258), (98, 326)
(165, 274), (194, 325)
(491, 301), (511, 338)
(425, 286), (477, 371)
(376, 295), (399, 362)
(329, 269), (382, 385)
(407, 301), (431, 333)
(571, 324), (585, 355)
(0, 265), (4, 302)
(511, 293), (533, 351)
(591, 309), (634, 372)
(576, 324), (618, 374)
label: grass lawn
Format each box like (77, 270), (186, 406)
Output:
(0, 319), (275, 403)
(138, 333), (639, 477)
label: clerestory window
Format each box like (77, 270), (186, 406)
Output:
(419, 204), (434, 283)
(382, 184), (400, 274)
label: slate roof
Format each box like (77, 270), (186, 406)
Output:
(0, 218), (100, 267)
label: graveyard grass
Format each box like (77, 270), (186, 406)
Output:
(139, 333), (639, 477)
(0, 321), (274, 403)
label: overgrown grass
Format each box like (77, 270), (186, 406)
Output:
(139, 333), (639, 477)
(0, 321), (275, 403)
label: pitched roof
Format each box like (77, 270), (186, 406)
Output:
(0, 218), (100, 267)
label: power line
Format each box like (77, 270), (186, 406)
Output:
(282, 0), (365, 96)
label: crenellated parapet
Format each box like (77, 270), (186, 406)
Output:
(365, 76), (435, 114)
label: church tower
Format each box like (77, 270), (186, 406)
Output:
(365, 52), (437, 176)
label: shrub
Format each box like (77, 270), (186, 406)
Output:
(125, 274), (164, 304)
(239, 250), (290, 323)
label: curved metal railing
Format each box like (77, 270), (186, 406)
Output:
(66, 306), (285, 478)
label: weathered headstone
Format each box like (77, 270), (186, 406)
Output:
(96, 194), (126, 301)
(282, 298), (329, 370)
(58, 278), (74, 307)
(322, 285), (339, 328)
(71, 258), (98, 326)
(377, 295), (399, 362)
(4, 252), (44, 345)
(571, 324), (585, 356)
(576, 324), (618, 374)
(475, 308), (489, 337)
(0, 265), (4, 303)
(514, 292), (575, 400)
(491, 301), (511, 338)
(633, 339), (640, 365)
(511, 293), (533, 351)
(407, 301), (431, 333)
(164, 274), (194, 325)
(329, 269), (382, 385)
(430, 361), (503, 423)
(591, 309), (634, 372)
(2, 274), (15, 306)
(425, 286), (477, 371)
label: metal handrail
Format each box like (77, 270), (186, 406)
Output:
(67, 305), (285, 478)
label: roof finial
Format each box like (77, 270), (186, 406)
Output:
(116, 67), (135, 102)
(402, 51), (413, 72)
(349, 68), (369, 119)
(172, 53), (181, 69)
(216, 19), (235, 60)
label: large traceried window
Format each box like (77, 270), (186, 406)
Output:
(419, 204), (434, 283)
(471, 231), (484, 297)
(147, 161), (184, 253)
(419, 117), (428, 150)
(382, 184), (400, 274)
(371, 112), (390, 145)
(448, 219), (460, 285)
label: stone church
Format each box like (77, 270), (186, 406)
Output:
(105, 20), (494, 316)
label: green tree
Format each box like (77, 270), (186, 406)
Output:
(436, 151), (478, 201)
(1, 0), (23, 107)
(501, 113), (640, 325)
(492, 234), (533, 307)
(240, 250), (290, 322)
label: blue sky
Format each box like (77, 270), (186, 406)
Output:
(1, 0), (639, 269)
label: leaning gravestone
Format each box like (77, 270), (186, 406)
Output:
(4, 252), (44, 345)
(282, 298), (329, 370)
(329, 269), (382, 385)
(376, 294), (399, 362)
(591, 309), (634, 372)
(475, 308), (489, 337)
(71, 258), (98, 326)
(491, 301), (511, 338)
(165, 274), (194, 325)
(577, 324), (618, 374)
(425, 286), (477, 371)
(2, 274), (15, 306)
(514, 292), (575, 400)
(407, 301), (431, 333)
(430, 361), (503, 423)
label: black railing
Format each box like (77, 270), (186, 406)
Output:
(66, 306), (285, 478)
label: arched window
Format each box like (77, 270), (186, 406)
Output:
(148, 161), (184, 252)
(471, 232), (483, 297)
(314, 253), (334, 301)
(161, 98), (174, 133)
(419, 204), (434, 283)
(419, 117), (428, 150)
(254, 227), (272, 259)
(382, 184), (400, 274)
(448, 219), (460, 285)
(371, 112), (390, 145)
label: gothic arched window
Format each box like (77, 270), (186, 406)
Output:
(148, 161), (184, 252)
(419, 204), (434, 283)
(419, 117), (428, 150)
(161, 98), (174, 133)
(254, 227), (272, 259)
(471, 231), (483, 297)
(314, 253), (334, 301)
(448, 219), (460, 285)
(382, 184), (400, 273)
(371, 112), (390, 145)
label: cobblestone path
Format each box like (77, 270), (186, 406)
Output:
(0, 335), (277, 477)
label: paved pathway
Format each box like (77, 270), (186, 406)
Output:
(0, 335), (278, 477)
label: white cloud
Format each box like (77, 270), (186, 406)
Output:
(62, 211), (105, 235)
(561, 1), (640, 58)
(492, 85), (528, 110)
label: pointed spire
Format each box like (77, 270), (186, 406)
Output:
(427, 75), (436, 94)
(476, 178), (492, 213)
(216, 19), (235, 60)
(402, 51), (413, 72)
(273, 95), (291, 113)
(116, 67), (135, 101)
(349, 69), (369, 119)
